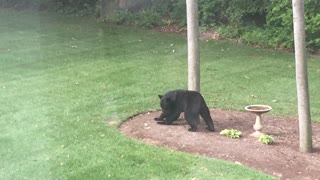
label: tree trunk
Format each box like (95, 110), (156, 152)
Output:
(292, 0), (313, 153)
(186, 0), (200, 92)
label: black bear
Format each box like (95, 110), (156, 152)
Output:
(154, 89), (215, 132)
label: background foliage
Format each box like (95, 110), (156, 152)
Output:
(1, 0), (320, 51)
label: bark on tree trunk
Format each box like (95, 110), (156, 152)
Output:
(186, 0), (200, 92)
(292, 0), (313, 153)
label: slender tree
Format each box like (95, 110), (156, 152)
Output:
(186, 0), (200, 92)
(292, 0), (313, 153)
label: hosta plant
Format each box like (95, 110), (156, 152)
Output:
(220, 129), (242, 139)
(258, 134), (274, 145)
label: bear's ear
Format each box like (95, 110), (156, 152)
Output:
(158, 95), (163, 99)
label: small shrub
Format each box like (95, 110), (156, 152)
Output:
(216, 25), (241, 39)
(220, 129), (242, 139)
(109, 9), (161, 28)
(240, 27), (270, 47)
(135, 9), (161, 27)
(109, 10), (132, 24)
(258, 134), (274, 145)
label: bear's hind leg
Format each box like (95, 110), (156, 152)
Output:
(184, 111), (199, 132)
(200, 108), (215, 132)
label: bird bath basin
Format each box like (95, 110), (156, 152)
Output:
(245, 105), (272, 138)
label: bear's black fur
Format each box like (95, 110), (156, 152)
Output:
(154, 89), (215, 132)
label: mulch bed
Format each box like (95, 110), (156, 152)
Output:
(119, 109), (320, 180)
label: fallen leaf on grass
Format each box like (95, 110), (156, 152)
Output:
(107, 120), (117, 126)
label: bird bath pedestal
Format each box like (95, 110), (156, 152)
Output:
(245, 105), (272, 138)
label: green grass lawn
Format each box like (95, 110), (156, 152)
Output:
(1, 9), (319, 180)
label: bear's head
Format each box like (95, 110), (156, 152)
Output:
(158, 94), (175, 117)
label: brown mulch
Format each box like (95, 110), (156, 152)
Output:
(119, 109), (320, 180)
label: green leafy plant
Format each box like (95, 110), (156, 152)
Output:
(135, 9), (162, 27)
(220, 129), (242, 139)
(109, 10), (132, 24)
(258, 134), (274, 145)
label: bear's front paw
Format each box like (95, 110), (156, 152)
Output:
(157, 121), (167, 125)
(206, 127), (215, 132)
(154, 117), (163, 121)
(188, 127), (197, 132)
